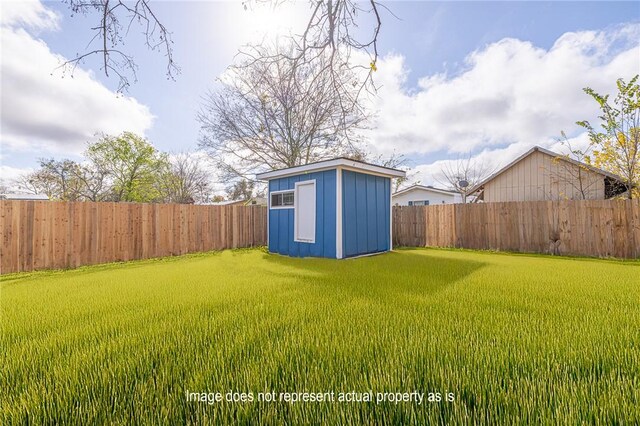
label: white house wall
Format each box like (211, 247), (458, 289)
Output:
(392, 188), (460, 206)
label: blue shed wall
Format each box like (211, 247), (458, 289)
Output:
(342, 170), (390, 257)
(268, 170), (336, 258)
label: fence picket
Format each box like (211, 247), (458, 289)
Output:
(2, 199), (639, 274)
(393, 200), (639, 259)
(0, 201), (268, 273)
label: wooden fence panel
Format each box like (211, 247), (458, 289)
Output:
(0, 201), (267, 274)
(392, 200), (639, 259)
(3, 199), (639, 273)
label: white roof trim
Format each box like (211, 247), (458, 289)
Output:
(0, 193), (49, 200)
(256, 158), (406, 180)
(393, 185), (458, 197)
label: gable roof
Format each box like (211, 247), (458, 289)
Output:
(256, 157), (406, 180)
(469, 146), (625, 194)
(393, 184), (458, 197)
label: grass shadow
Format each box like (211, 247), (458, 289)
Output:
(261, 249), (486, 303)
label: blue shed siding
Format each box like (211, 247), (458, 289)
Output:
(268, 170), (336, 258)
(342, 170), (390, 257)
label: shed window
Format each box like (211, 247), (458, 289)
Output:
(271, 191), (294, 208)
(409, 200), (430, 206)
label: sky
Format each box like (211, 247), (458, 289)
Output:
(1, 0), (639, 190)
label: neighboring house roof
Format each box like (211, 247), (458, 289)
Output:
(209, 200), (246, 206)
(207, 197), (267, 206)
(256, 157), (406, 180)
(469, 146), (626, 194)
(0, 193), (49, 200)
(393, 185), (458, 197)
(244, 197), (266, 206)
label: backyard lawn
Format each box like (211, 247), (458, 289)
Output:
(1, 248), (639, 423)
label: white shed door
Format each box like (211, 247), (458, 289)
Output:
(294, 180), (316, 243)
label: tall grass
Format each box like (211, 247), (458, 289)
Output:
(1, 248), (639, 424)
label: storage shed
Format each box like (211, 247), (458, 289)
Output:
(256, 158), (406, 259)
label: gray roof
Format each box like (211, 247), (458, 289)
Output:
(0, 193), (49, 200)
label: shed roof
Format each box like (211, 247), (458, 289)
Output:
(256, 157), (406, 180)
(469, 146), (625, 194)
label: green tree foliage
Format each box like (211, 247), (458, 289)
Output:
(86, 132), (170, 202)
(15, 133), (214, 203)
(578, 75), (640, 199)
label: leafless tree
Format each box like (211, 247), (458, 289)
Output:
(60, 0), (179, 91)
(349, 150), (418, 192)
(13, 174), (47, 197)
(226, 179), (256, 201)
(543, 132), (601, 200)
(159, 153), (212, 204)
(14, 159), (85, 200)
(13, 159), (108, 201)
(82, 168), (110, 201)
(246, 0), (390, 95)
(197, 44), (367, 180)
(58, 1), (390, 93)
(436, 156), (497, 203)
(0, 180), (8, 194)
(70, 164), (111, 201)
(381, 155), (420, 193)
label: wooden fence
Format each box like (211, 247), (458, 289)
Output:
(2, 199), (639, 273)
(393, 200), (640, 259)
(0, 201), (267, 274)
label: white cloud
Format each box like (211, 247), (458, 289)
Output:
(0, 0), (60, 31)
(367, 23), (640, 158)
(363, 23), (640, 190)
(0, 0), (154, 159)
(0, 164), (34, 183)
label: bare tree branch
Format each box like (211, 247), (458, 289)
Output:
(436, 156), (497, 203)
(543, 132), (600, 200)
(243, 0), (392, 99)
(197, 43), (368, 182)
(59, 0), (179, 92)
(158, 152), (213, 204)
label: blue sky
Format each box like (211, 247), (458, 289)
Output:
(379, 2), (639, 75)
(2, 1), (639, 187)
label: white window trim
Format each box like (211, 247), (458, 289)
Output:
(294, 180), (316, 244)
(269, 189), (295, 210)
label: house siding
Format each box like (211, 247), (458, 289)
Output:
(392, 188), (460, 206)
(484, 150), (605, 202)
(268, 170), (336, 258)
(342, 170), (390, 257)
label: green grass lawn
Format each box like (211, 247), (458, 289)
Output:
(2, 248), (639, 424)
